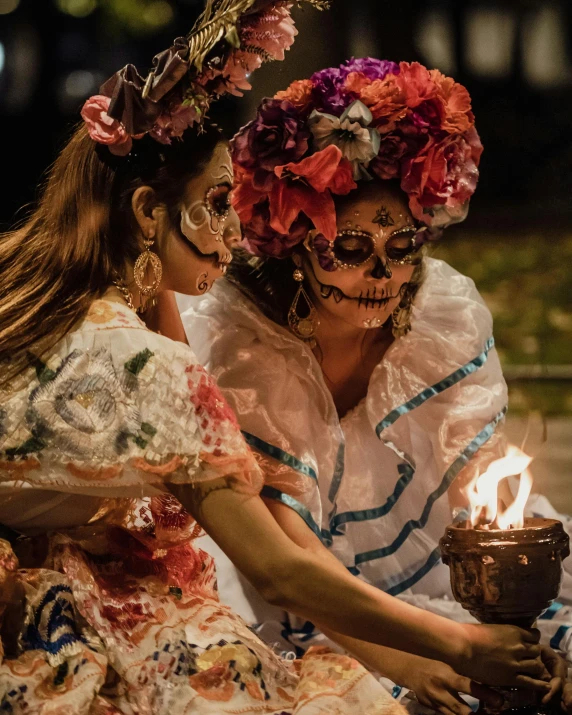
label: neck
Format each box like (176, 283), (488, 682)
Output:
(314, 306), (389, 355)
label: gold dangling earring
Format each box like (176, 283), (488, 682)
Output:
(133, 235), (162, 313)
(288, 266), (318, 345)
(391, 284), (413, 339)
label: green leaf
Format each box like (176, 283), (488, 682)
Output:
(124, 349), (153, 376)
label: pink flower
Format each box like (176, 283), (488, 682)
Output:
(220, 50), (262, 97)
(401, 126), (483, 226)
(240, 4), (298, 62)
(149, 104), (198, 145)
(81, 95), (132, 156)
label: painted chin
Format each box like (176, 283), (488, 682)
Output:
(317, 283), (401, 328)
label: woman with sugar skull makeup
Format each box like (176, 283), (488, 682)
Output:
(178, 58), (572, 714)
(0, 9), (551, 712)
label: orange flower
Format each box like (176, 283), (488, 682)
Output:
(86, 300), (116, 324)
(430, 69), (474, 134)
(354, 73), (407, 133)
(275, 79), (314, 112)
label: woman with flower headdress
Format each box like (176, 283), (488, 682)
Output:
(177, 57), (572, 712)
(0, 8), (553, 713)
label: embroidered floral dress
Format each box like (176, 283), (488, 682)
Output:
(0, 294), (401, 714)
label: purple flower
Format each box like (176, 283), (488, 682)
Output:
(242, 200), (311, 258)
(310, 66), (353, 114)
(311, 57), (399, 115)
(231, 98), (310, 172)
(342, 57), (399, 81)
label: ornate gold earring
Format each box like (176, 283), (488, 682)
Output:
(391, 285), (414, 338)
(133, 234), (162, 313)
(288, 267), (318, 345)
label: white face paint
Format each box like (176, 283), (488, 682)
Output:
(179, 144), (234, 266)
(303, 182), (419, 332)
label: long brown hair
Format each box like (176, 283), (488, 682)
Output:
(0, 123), (222, 383)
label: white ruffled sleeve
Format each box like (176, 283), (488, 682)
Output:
(0, 301), (262, 497)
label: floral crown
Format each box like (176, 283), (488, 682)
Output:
(81, 0), (328, 157)
(231, 57), (483, 258)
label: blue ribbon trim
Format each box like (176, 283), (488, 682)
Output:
(376, 337), (495, 438)
(550, 625), (571, 650)
(349, 406), (507, 571)
(541, 602), (564, 620)
(328, 441), (346, 505)
(330, 463), (414, 534)
(242, 432), (317, 482)
(261, 485), (331, 544)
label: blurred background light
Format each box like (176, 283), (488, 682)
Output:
(0, 43), (4, 76)
(55, 0), (97, 18)
(64, 69), (98, 98)
(523, 6), (572, 87)
(466, 8), (516, 78)
(416, 9), (456, 75)
(0, 0), (20, 15)
(141, 0), (174, 30)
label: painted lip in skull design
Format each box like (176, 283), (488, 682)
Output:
(318, 281), (399, 308)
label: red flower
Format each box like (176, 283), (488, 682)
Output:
(401, 127), (483, 225)
(269, 145), (345, 240)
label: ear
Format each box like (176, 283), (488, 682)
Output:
(131, 186), (166, 240)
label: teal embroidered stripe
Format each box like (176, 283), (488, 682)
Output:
(261, 486), (325, 542)
(330, 463), (414, 533)
(375, 336), (495, 438)
(242, 432), (317, 482)
(541, 602), (564, 619)
(550, 625), (571, 650)
(352, 406), (507, 568)
(328, 441), (345, 504)
(383, 547), (442, 596)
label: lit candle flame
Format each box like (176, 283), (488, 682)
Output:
(467, 445), (534, 529)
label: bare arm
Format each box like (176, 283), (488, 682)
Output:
(168, 479), (544, 688)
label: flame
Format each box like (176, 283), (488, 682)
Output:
(467, 445), (534, 529)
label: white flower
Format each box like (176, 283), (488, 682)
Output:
(309, 100), (381, 179)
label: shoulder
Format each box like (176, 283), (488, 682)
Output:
(413, 257), (493, 353)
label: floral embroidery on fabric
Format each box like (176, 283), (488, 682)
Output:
(0, 297), (403, 714)
(186, 364), (240, 430)
(86, 301), (117, 325)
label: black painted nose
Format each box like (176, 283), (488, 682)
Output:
(370, 256), (392, 279)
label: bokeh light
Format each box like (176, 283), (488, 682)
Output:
(55, 0), (97, 18)
(0, 0), (20, 15)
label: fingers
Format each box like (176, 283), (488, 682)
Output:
(517, 658), (549, 679)
(541, 677), (563, 705)
(562, 683), (572, 714)
(432, 692), (472, 715)
(453, 675), (503, 708)
(519, 643), (541, 659)
(514, 674), (554, 692)
(540, 645), (568, 680)
(519, 627), (541, 644)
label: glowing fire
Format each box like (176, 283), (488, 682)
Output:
(467, 445), (534, 529)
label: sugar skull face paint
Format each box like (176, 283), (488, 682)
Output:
(179, 143), (234, 266)
(159, 143), (241, 297)
(302, 181), (421, 331)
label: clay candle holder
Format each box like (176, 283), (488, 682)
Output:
(440, 517), (570, 713)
